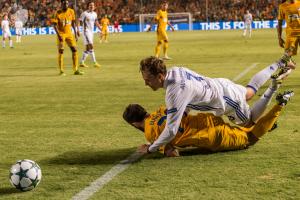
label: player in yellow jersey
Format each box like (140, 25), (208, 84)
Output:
(148, 1), (175, 60)
(100, 15), (110, 43)
(123, 91), (294, 157)
(277, 0), (300, 55)
(52, 0), (83, 76)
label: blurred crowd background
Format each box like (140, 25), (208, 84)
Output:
(0, 0), (282, 27)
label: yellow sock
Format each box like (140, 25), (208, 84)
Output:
(72, 51), (78, 72)
(163, 41), (169, 57)
(58, 53), (64, 72)
(251, 105), (283, 138)
(155, 42), (162, 57)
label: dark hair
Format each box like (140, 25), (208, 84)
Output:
(123, 104), (148, 124)
(87, 1), (94, 6)
(140, 56), (167, 76)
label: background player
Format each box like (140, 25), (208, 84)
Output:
(123, 91), (294, 157)
(79, 1), (101, 68)
(1, 13), (13, 48)
(148, 1), (175, 60)
(15, 17), (23, 43)
(52, 0), (83, 76)
(100, 15), (110, 43)
(138, 56), (295, 154)
(277, 0), (300, 55)
(113, 18), (120, 34)
(243, 10), (253, 37)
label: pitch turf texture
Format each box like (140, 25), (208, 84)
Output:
(0, 29), (299, 200)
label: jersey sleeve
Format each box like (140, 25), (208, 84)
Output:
(148, 83), (194, 152)
(278, 4), (285, 20)
(51, 12), (58, 24)
(79, 12), (85, 22)
(155, 10), (161, 21)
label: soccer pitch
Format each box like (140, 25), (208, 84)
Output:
(0, 29), (299, 199)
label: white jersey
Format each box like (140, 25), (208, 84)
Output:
(148, 67), (250, 152)
(1, 20), (10, 32)
(244, 13), (252, 25)
(80, 11), (97, 32)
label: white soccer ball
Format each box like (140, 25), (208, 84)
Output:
(9, 159), (42, 191)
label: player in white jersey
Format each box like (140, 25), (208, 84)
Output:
(1, 14), (13, 48)
(137, 56), (296, 153)
(15, 19), (23, 43)
(79, 1), (101, 68)
(243, 10), (253, 37)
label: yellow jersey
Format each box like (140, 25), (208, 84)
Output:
(101, 18), (110, 29)
(278, 1), (300, 36)
(52, 8), (75, 35)
(155, 9), (168, 31)
(144, 106), (250, 152)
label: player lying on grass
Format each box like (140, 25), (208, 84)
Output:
(139, 55), (296, 154)
(123, 91), (294, 157)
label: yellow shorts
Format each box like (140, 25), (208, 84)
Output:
(57, 33), (76, 49)
(102, 28), (108, 35)
(285, 35), (300, 55)
(157, 30), (168, 42)
(209, 125), (249, 152)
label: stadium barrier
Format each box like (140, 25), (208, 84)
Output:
(0, 20), (285, 36)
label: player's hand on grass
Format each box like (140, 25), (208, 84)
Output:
(138, 144), (151, 154)
(278, 37), (285, 48)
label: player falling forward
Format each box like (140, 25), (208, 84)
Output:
(138, 55), (295, 154)
(1, 14), (13, 48)
(148, 1), (175, 60)
(278, 0), (300, 55)
(243, 10), (253, 37)
(100, 15), (110, 43)
(52, 0), (83, 76)
(123, 91), (294, 157)
(79, 1), (101, 68)
(15, 18), (23, 43)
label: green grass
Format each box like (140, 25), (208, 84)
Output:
(0, 29), (299, 199)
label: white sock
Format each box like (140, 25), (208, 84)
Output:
(247, 63), (279, 93)
(2, 40), (5, 48)
(9, 39), (13, 47)
(81, 51), (89, 63)
(89, 50), (96, 63)
(243, 30), (246, 36)
(250, 83), (278, 122)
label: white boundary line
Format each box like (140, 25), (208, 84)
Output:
(232, 63), (258, 82)
(71, 151), (144, 200)
(71, 63), (259, 200)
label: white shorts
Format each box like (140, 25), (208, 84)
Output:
(3, 31), (11, 38)
(214, 78), (251, 125)
(83, 31), (93, 45)
(245, 23), (252, 30)
(16, 28), (22, 35)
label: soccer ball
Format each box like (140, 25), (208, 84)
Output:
(9, 159), (42, 191)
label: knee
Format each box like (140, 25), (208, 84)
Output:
(58, 49), (64, 54)
(70, 47), (77, 53)
(246, 87), (255, 101)
(164, 40), (169, 43)
(157, 41), (162, 45)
